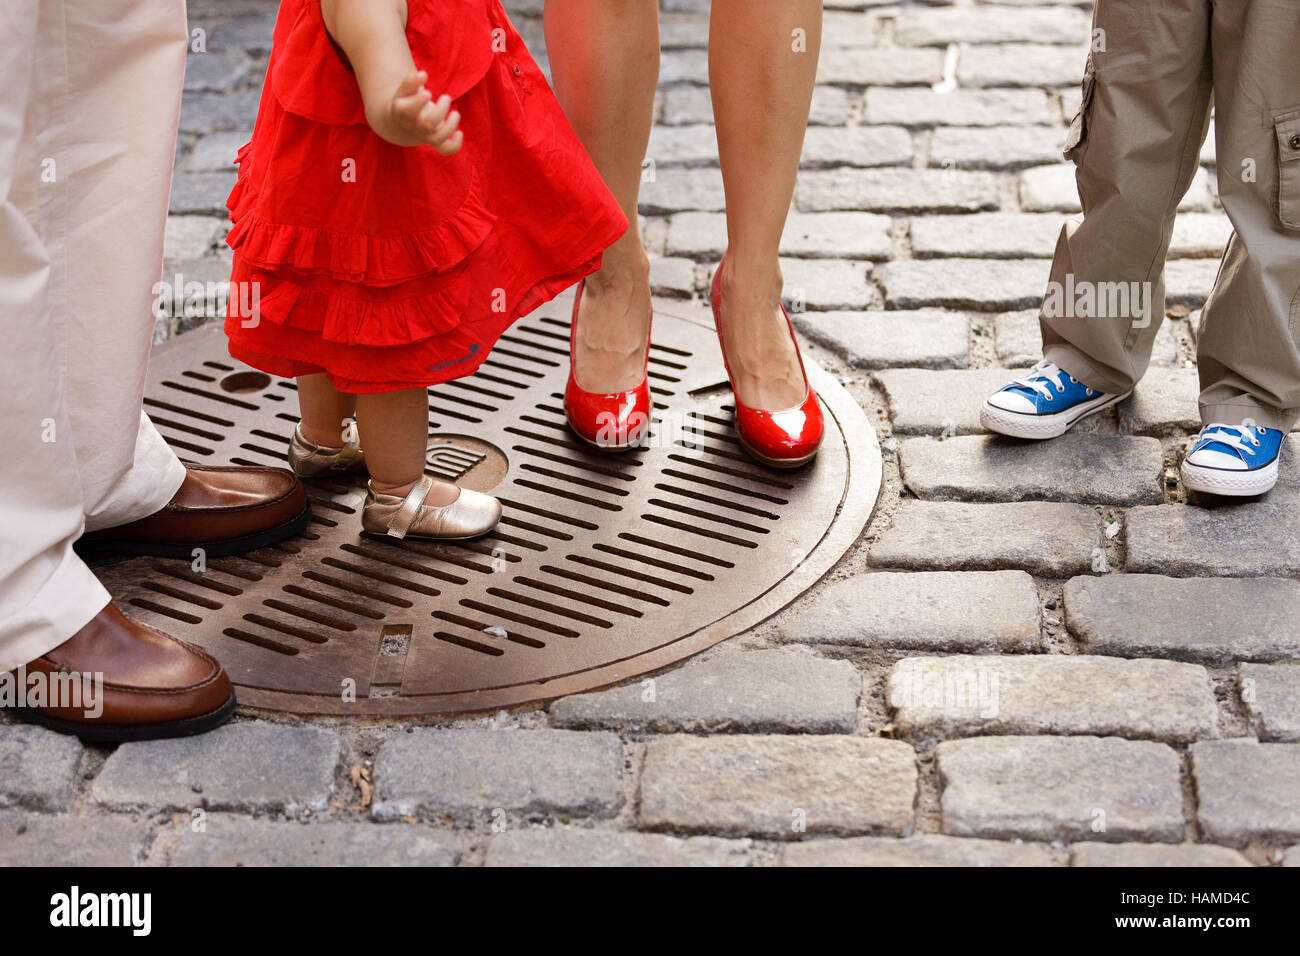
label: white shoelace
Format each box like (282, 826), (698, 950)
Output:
(1198, 423), (1263, 458)
(1008, 362), (1091, 401)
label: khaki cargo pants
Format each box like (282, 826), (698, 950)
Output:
(1041, 0), (1300, 431)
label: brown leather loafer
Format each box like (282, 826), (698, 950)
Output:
(12, 603), (235, 742)
(77, 464), (310, 559)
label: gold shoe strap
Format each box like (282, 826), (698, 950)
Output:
(387, 475), (433, 539)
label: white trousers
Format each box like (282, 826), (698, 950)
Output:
(0, 0), (189, 671)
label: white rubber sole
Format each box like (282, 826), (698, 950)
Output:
(1180, 457), (1279, 497)
(979, 389), (1132, 440)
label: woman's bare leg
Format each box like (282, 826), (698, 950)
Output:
(710, 0), (821, 409)
(544, 0), (659, 392)
(355, 388), (459, 506)
(296, 374), (357, 447)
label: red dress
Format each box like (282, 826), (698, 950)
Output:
(223, 0), (626, 393)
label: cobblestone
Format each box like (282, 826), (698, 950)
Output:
(640, 735), (917, 839)
(0, 726), (84, 812)
(371, 728), (624, 822)
(93, 721), (341, 813)
(483, 827), (753, 867)
(793, 310), (969, 369)
(151, 817), (462, 866)
(889, 655), (1217, 743)
(898, 433), (1165, 506)
(937, 736), (1185, 843)
(783, 834), (1056, 866)
(1192, 741), (1300, 846)
(870, 501), (1101, 576)
(786, 570), (1041, 653)
(1239, 663), (1300, 742)
(548, 648), (861, 734)
(1064, 575), (1300, 664)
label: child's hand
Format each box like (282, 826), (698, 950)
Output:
(390, 71), (464, 154)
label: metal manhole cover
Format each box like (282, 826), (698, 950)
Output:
(95, 294), (882, 716)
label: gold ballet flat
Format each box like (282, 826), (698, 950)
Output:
(287, 421), (366, 478)
(361, 475), (502, 540)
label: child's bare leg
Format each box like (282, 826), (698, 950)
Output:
(354, 388), (459, 506)
(296, 374), (358, 447)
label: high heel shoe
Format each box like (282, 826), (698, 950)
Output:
(709, 257), (824, 468)
(563, 279), (653, 451)
(287, 420), (366, 478)
(361, 475), (502, 540)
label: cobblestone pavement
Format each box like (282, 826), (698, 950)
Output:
(4, 0), (1299, 867)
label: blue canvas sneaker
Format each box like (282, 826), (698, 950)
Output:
(980, 362), (1131, 439)
(1181, 423), (1284, 496)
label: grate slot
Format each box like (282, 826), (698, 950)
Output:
(652, 482), (779, 520)
(646, 498), (770, 535)
(282, 584), (386, 619)
(618, 532), (735, 569)
(661, 467), (789, 505)
(223, 627), (298, 655)
(242, 613), (330, 645)
(642, 513), (759, 549)
(128, 598), (201, 623)
(485, 586), (613, 628)
(566, 553), (694, 594)
(302, 571), (414, 609)
(319, 557), (441, 597)
(494, 496), (598, 530)
(513, 576), (642, 618)
(433, 610), (545, 648)
(460, 598), (580, 638)
(539, 564), (671, 606)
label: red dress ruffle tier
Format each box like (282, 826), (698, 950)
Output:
(223, 0), (626, 393)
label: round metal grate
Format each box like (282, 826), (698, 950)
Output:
(96, 295), (882, 716)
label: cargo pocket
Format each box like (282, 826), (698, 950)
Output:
(1275, 107), (1300, 230)
(1063, 58), (1096, 164)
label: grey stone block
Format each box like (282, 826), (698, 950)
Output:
(372, 728), (624, 822)
(937, 736), (1185, 842)
(889, 655), (1217, 743)
(549, 649), (861, 734)
(151, 817), (461, 866)
(794, 311), (969, 370)
(869, 500), (1100, 576)
(784, 834), (1057, 866)
(0, 812), (149, 866)
(785, 570), (1041, 653)
(94, 721), (341, 813)
(873, 367), (1029, 436)
(898, 433), (1165, 506)
(1125, 501), (1300, 577)
(0, 725), (84, 812)
(483, 827), (752, 867)
(1192, 740), (1300, 846)
(1240, 663), (1300, 742)
(1069, 842), (1250, 867)
(640, 735), (916, 839)
(1065, 575), (1300, 665)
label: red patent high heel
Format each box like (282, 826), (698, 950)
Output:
(563, 280), (652, 451)
(709, 257), (824, 468)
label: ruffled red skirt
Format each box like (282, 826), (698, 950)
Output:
(223, 0), (626, 393)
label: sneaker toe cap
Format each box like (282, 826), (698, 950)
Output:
(1186, 448), (1248, 471)
(986, 390), (1038, 414)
